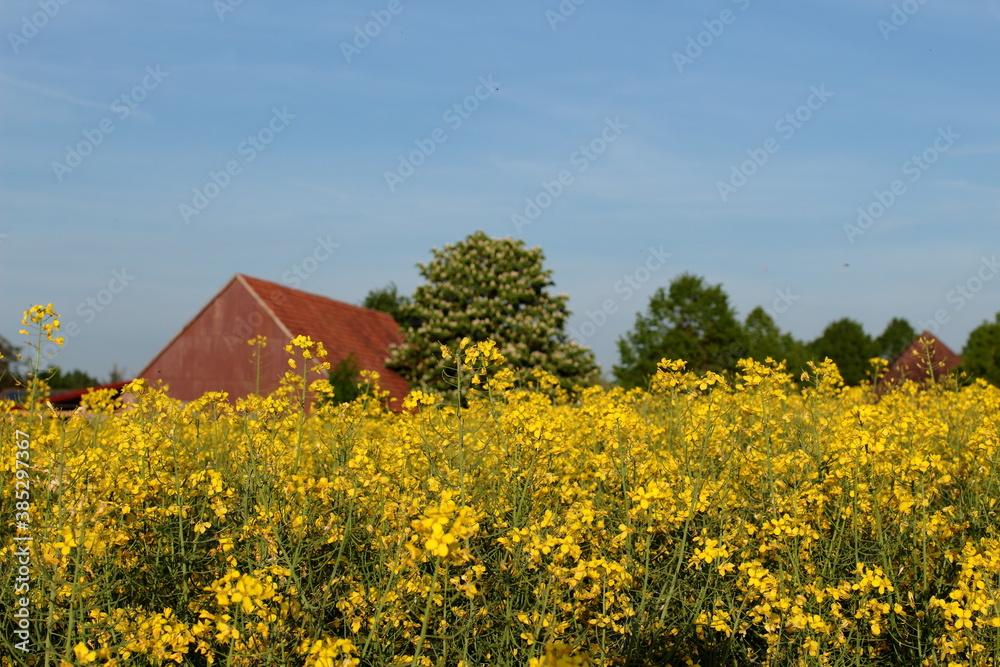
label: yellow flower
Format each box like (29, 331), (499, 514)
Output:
(528, 643), (593, 666)
(73, 642), (97, 664)
(20, 303), (64, 346)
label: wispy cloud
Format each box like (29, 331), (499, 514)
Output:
(0, 72), (111, 113)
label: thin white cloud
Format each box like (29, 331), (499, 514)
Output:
(0, 72), (111, 113)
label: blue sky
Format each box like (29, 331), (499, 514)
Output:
(2, 0), (998, 382)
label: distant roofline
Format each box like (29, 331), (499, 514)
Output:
(137, 274), (263, 377)
(236, 274), (295, 342)
(137, 273), (403, 383)
(238, 274), (400, 328)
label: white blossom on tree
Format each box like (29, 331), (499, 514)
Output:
(387, 231), (600, 393)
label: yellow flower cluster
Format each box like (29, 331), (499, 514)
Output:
(3, 320), (1000, 666)
(299, 636), (360, 667)
(408, 490), (480, 562)
(527, 642), (594, 666)
(206, 568), (285, 616)
(19, 302), (65, 347)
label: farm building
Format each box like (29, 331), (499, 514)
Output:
(139, 274), (409, 409)
(882, 331), (963, 386)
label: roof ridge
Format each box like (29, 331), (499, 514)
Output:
(910, 330), (960, 359)
(239, 274), (397, 324)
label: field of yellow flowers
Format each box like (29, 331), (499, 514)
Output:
(3, 307), (1000, 666)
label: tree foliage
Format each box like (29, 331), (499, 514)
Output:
(387, 230), (600, 393)
(961, 313), (1000, 386)
(45, 366), (102, 391)
(614, 273), (745, 388)
(875, 317), (917, 360)
(324, 353), (364, 404)
(0, 334), (24, 388)
(362, 282), (412, 326)
(742, 306), (811, 375)
(808, 318), (876, 386)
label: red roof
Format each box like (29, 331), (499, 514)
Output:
(883, 331), (963, 386)
(139, 274), (410, 408)
(238, 275), (409, 402)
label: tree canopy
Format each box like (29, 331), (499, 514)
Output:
(961, 313), (1000, 386)
(323, 353), (364, 405)
(742, 306), (811, 375)
(361, 282), (412, 326)
(45, 366), (102, 391)
(0, 334), (24, 388)
(808, 318), (877, 386)
(387, 230), (600, 393)
(875, 317), (917, 361)
(614, 273), (745, 388)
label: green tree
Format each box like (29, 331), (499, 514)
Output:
(0, 334), (25, 388)
(387, 230), (600, 393)
(808, 318), (877, 386)
(875, 317), (917, 360)
(46, 367), (102, 391)
(741, 306), (811, 374)
(961, 313), (1000, 386)
(362, 282), (412, 325)
(325, 353), (364, 404)
(614, 273), (746, 388)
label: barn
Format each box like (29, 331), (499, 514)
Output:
(138, 274), (409, 409)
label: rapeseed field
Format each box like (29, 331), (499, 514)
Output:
(2, 306), (999, 666)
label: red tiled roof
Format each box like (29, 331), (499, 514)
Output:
(883, 331), (963, 385)
(238, 275), (409, 403)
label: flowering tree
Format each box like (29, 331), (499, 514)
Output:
(387, 230), (600, 393)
